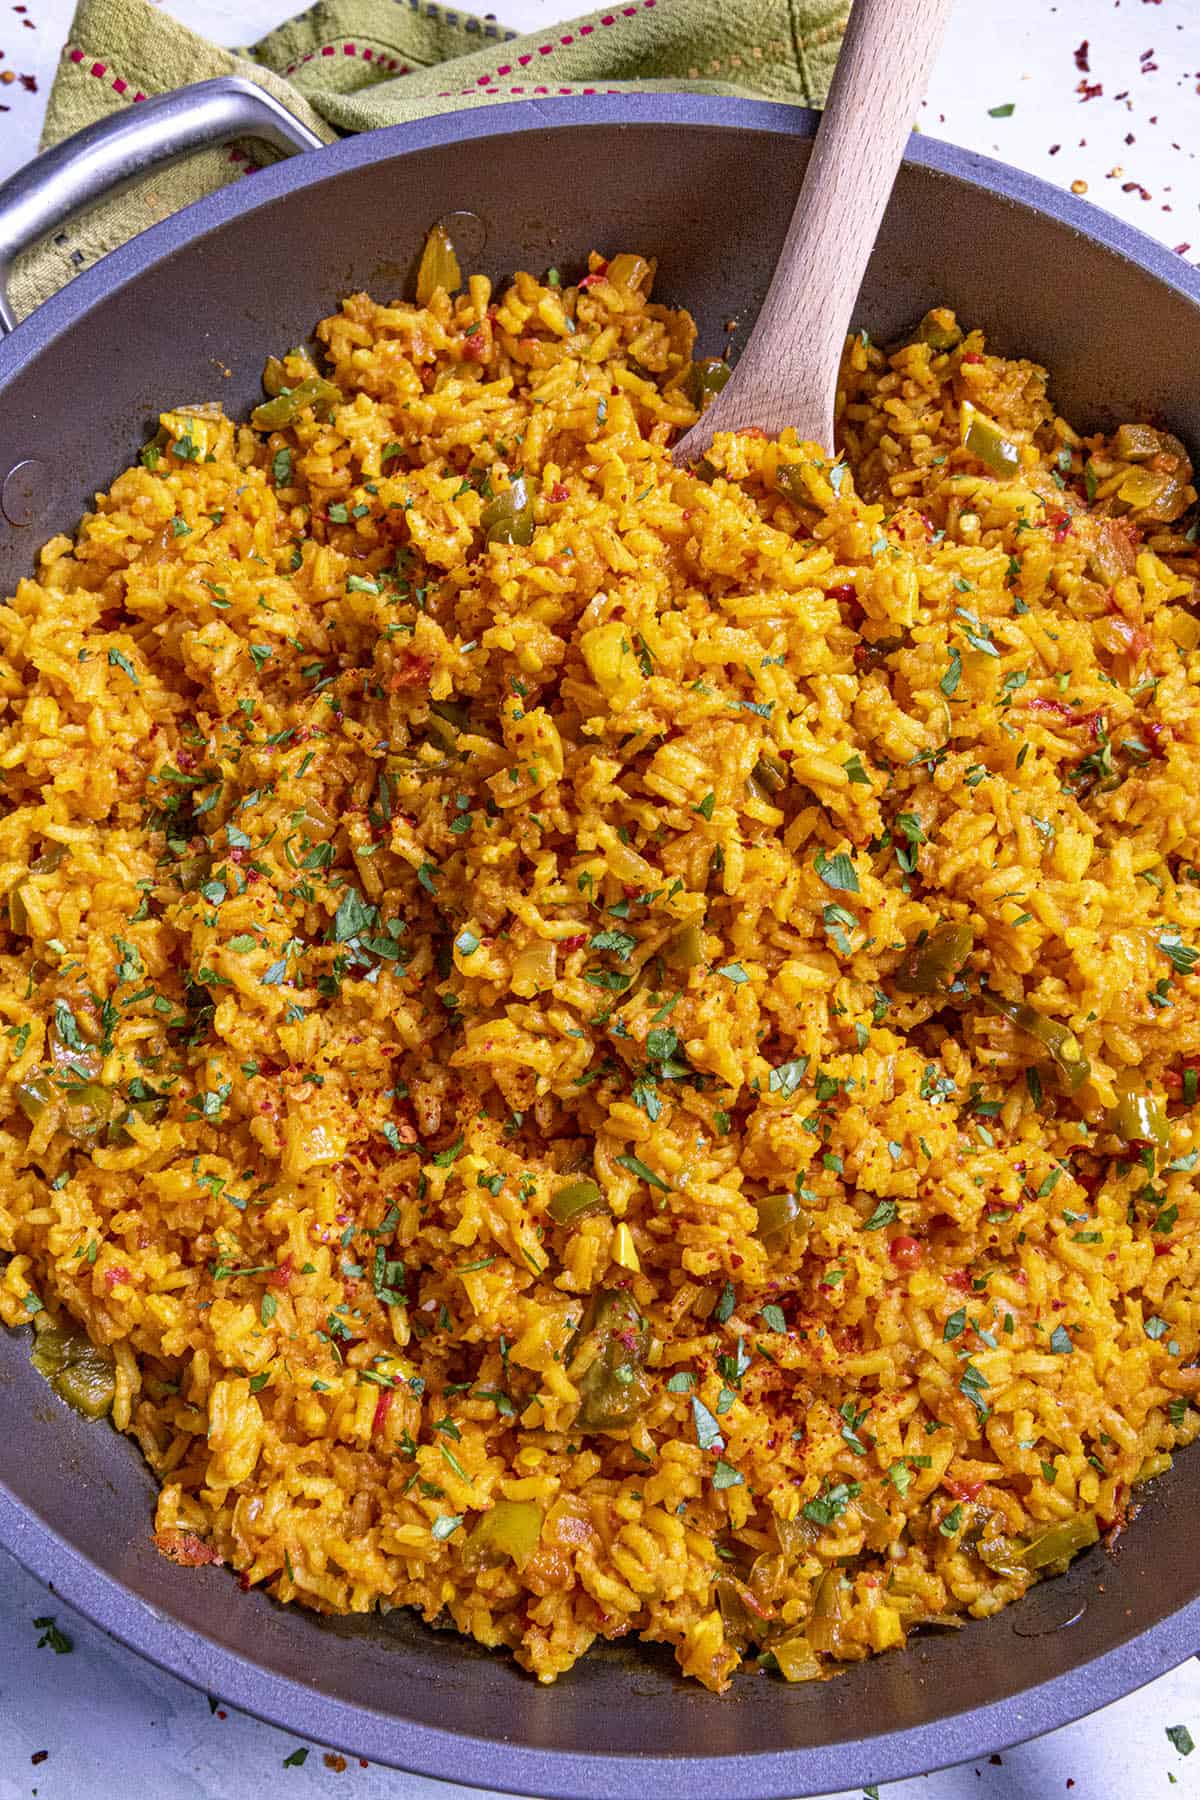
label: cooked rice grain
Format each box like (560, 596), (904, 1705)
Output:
(2, 252), (1200, 1691)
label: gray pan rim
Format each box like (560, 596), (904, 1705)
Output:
(1, 91), (1198, 1800)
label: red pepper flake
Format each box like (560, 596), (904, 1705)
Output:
(961, 351), (983, 365)
(549, 482), (569, 503)
(1076, 80), (1103, 102)
(1026, 696), (1074, 723)
(324, 1753), (348, 1772)
(388, 650), (434, 690)
(31, 1752), (48, 1767)
(1073, 40), (1090, 71)
(1122, 182), (1152, 201)
(18, 71), (35, 91)
(460, 319), (492, 364)
(372, 1387), (393, 1434)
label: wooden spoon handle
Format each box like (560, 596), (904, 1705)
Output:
(676, 0), (955, 459)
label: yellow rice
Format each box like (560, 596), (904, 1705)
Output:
(2, 247), (1200, 1691)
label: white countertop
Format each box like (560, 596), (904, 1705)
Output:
(0, 1), (1198, 1796)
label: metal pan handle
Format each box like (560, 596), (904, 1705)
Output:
(0, 75), (324, 334)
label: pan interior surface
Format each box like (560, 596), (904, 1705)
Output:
(0, 97), (1198, 1798)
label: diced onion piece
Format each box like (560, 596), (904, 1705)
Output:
(612, 1222), (641, 1272)
(772, 1632), (824, 1682)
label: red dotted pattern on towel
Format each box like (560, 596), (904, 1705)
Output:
(438, 0), (656, 97)
(68, 2), (656, 170)
(284, 43), (411, 77)
(68, 48), (146, 103)
(442, 84), (623, 98)
(68, 47), (260, 169)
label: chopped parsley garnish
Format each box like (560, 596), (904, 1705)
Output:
(768, 1057), (808, 1097)
(589, 929), (636, 960)
(814, 849), (859, 893)
(803, 1482), (860, 1526)
(941, 646), (963, 697)
(646, 1027), (679, 1062)
(615, 1152), (671, 1193)
(959, 1361), (990, 1418)
(692, 1396), (724, 1449)
(1159, 931), (1199, 976)
(53, 1000), (85, 1052)
(33, 1616), (73, 1654)
(108, 647), (140, 686)
(331, 884), (377, 943)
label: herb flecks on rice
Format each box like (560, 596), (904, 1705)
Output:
(1, 251), (1199, 1692)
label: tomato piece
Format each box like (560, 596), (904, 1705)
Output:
(889, 1236), (923, 1269)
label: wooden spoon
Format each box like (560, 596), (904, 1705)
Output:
(673, 0), (956, 465)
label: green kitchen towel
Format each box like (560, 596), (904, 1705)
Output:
(13, 0), (849, 321)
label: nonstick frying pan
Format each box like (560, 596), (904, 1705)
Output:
(0, 77), (1197, 1800)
